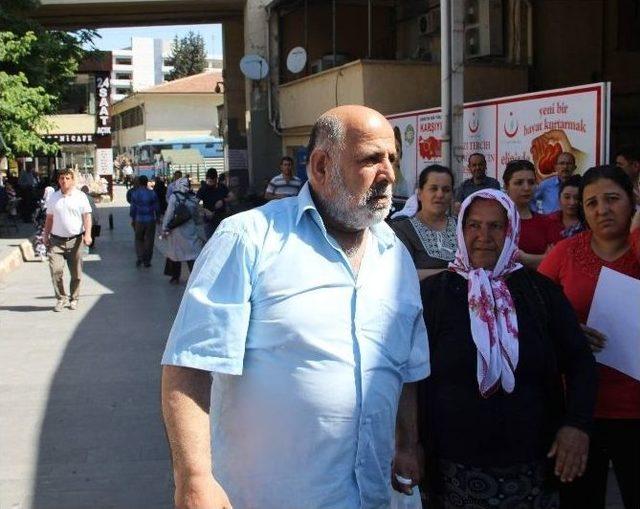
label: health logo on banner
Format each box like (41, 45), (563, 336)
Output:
(387, 83), (610, 198)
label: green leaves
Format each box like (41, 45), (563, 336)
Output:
(167, 31), (207, 81)
(0, 2), (94, 156)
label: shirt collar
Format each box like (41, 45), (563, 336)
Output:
(295, 182), (395, 249)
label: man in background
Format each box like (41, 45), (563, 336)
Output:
(533, 152), (577, 213)
(615, 145), (640, 205)
(129, 175), (159, 268)
(264, 156), (302, 200)
(43, 168), (92, 312)
(196, 168), (233, 239)
(454, 153), (500, 212)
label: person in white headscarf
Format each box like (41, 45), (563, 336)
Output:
(161, 177), (204, 284)
(396, 189), (597, 509)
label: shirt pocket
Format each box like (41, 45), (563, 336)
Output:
(359, 298), (418, 366)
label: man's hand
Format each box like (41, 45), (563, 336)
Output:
(83, 232), (92, 246)
(547, 426), (589, 483)
(175, 473), (232, 509)
(580, 324), (606, 352)
(391, 443), (423, 494)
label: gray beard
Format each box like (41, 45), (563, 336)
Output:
(316, 163), (392, 231)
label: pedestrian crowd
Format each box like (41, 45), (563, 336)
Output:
(2, 105), (638, 509)
(160, 106), (640, 509)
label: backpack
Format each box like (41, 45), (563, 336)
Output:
(167, 195), (192, 230)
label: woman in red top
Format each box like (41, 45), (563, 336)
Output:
(539, 165), (640, 509)
(544, 174), (585, 245)
(503, 160), (551, 269)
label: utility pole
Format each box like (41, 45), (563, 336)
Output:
(441, 0), (465, 185)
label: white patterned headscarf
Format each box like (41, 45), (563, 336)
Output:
(173, 177), (190, 195)
(390, 192), (419, 219)
(449, 189), (522, 397)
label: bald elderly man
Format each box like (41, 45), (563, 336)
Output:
(161, 105), (429, 509)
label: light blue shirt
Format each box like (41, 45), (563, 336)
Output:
(533, 176), (561, 213)
(162, 183), (430, 509)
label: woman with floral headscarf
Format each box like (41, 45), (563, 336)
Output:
(394, 189), (597, 509)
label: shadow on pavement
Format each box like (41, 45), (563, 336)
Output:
(31, 197), (180, 509)
(0, 305), (52, 312)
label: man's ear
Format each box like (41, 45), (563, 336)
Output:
(308, 149), (331, 189)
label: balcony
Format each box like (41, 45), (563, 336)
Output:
(279, 59), (529, 132)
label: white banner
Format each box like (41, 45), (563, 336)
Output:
(95, 148), (114, 175)
(387, 83), (610, 197)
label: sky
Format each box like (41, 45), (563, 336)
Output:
(92, 24), (223, 57)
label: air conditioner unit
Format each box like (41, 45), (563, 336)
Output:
(418, 8), (440, 36)
(464, 0), (503, 58)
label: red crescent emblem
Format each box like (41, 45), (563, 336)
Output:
(469, 115), (479, 133)
(504, 112), (518, 138)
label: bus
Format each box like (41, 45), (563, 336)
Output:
(132, 136), (225, 180)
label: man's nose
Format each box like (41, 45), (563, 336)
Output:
(377, 158), (395, 184)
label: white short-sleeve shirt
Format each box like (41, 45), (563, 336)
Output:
(46, 189), (92, 237)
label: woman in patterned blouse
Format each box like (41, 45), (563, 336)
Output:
(391, 165), (457, 280)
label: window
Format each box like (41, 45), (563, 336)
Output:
(115, 57), (132, 66)
(116, 106), (144, 130)
(115, 72), (132, 80)
(115, 87), (131, 96)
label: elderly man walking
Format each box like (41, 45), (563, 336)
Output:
(161, 105), (430, 509)
(43, 168), (92, 312)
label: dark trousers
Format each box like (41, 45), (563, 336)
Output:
(134, 221), (156, 264)
(164, 258), (194, 281)
(560, 419), (640, 509)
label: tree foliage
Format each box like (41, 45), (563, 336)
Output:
(167, 31), (207, 81)
(0, 0), (96, 156)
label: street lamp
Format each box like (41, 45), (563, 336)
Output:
(214, 81), (224, 93)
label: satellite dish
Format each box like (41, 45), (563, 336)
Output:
(239, 55), (269, 80)
(286, 47), (307, 74)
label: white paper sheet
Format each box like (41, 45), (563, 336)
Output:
(587, 267), (640, 382)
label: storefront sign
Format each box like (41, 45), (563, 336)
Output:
(95, 72), (112, 137)
(95, 148), (114, 175)
(43, 133), (95, 144)
(387, 83), (611, 197)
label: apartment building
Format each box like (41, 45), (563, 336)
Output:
(110, 37), (222, 102)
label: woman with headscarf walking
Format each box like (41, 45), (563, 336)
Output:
(161, 177), (204, 284)
(394, 189), (597, 509)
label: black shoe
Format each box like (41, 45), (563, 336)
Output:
(169, 277), (179, 284)
(144, 262), (151, 268)
(136, 260), (142, 267)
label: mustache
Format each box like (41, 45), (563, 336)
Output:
(366, 181), (392, 200)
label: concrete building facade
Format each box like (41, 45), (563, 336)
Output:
(111, 71), (224, 156)
(111, 37), (223, 102)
